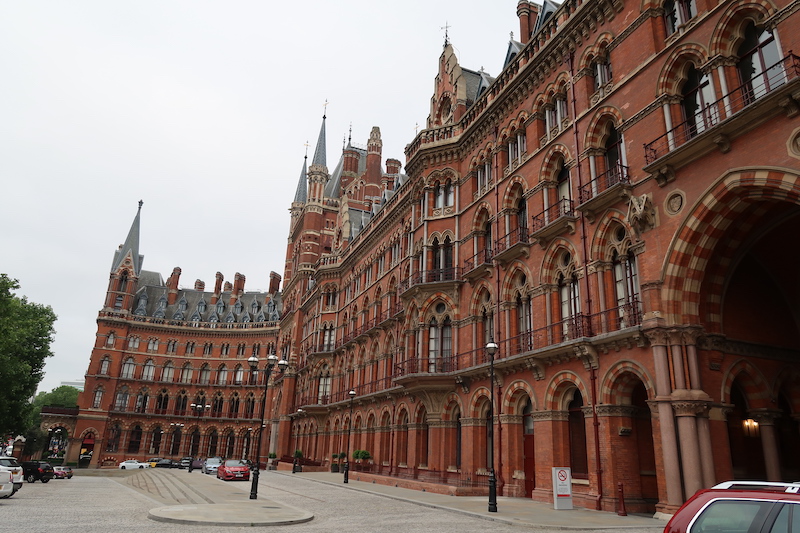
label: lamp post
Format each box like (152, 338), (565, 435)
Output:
(292, 409), (304, 473)
(343, 389), (356, 484)
(247, 352), (287, 500)
(190, 402), (210, 416)
(486, 339), (499, 513)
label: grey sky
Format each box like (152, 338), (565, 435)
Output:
(0, 1), (515, 393)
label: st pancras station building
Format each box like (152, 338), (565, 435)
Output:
(43, 0), (800, 517)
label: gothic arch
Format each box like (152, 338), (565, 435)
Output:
(503, 379), (538, 411)
(721, 358), (772, 408)
(584, 106), (625, 149)
(710, 0), (777, 57)
(589, 210), (634, 261)
(662, 168), (800, 325)
(539, 238), (581, 285)
(657, 43), (710, 96)
(500, 262), (533, 301)
(468, 386), (493, 418)
(540, 144), (574, 183)
(600, 360), (655, 404)
(544, 371), (590, 410)
(501, 176), (530, 209)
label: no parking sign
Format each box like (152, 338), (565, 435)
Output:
(552, 467), (573, 510)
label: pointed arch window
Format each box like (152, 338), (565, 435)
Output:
(162, 362), (174, 383)
(142, 360), (155, 381)
(244, 394), (255, 418)
(99, 356), (111, 375)
(155, 390), (169, 414)
(106, 332), (115, 347)
(166, 340), (177, 354)
(121, 358), (136, 379)
(516, 293), (532, 351)
(180, 363), (193, 384)
(228, 393), (240, 418)
(199, 364), (211, 385)
(114, 387), (130, 412)
(150, 427), (163, 455)
(557, 161), (571, 202)
(604, 127), (625, 181)
(234, 365), (244, 385)
(127, 336), (140, 350)
(135, 392), (148, 413)
(92, 388), (104, 408)
(612, 245), (641, 327)
(170, 427), (182, 456)
(211, 393), (224, 417)
(428, 316), (452, 372)
(175, 393), (188, 416)
(681, 65), (717, 137)
(318, 364), (332, 402)
(217, 365), (228, 385)
(737, 22), (784, 103)
(568, 389), (589, 478)
(106, 424), (121, 452)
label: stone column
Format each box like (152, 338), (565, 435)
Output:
(673, 399), (705, 497)
(752, 410), (783, 482)
(647, 329), (684, 506)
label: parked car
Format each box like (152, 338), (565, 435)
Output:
(0, 457), (23, 496)
(0, 471), (14, 498)
(217, 459), (250, 481)
(664, 481), (800, 533)
(201, 457), (222, 475)
(118, 459), (150, 469)
(179, 457), (193, 469)
(53, 466), (73, 479)
(146, 457), (162, 468)
(154, 458), (179, 468)
(21, 461), (54, 483)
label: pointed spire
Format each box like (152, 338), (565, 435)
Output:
(312, 108), (327, 168)
(294, 154), (308, 204)
(111, 200), (144, 275)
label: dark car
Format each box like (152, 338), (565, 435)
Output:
(664, 481), (800, 533)
(155, 459), (179, 468)
(179, 457), (193, 469)
(22, 461), (54, 483)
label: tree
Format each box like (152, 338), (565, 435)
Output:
(0, 274), (57, 436)
(28, 386), (80, 430)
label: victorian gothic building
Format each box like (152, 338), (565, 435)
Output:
(63, 0), (800, 516)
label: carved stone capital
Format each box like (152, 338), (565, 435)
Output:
(672, 400), (709, 417)
(500, 414), (522, 424)
(532, 410), (569, 422)
(749, 409), (784, 426)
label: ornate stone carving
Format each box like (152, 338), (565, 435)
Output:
(627, 194), (656, 241)
(595, 404), (639, 417)
(532, 410), (569, 422)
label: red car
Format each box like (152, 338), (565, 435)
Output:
(216, 459), (250, 481)
(664, 481), (800, 533)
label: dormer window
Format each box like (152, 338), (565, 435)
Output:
(251, 300), (259, 313)
(234, 301), (243, 313)
(216, 301), (224, 314)
(197, 300), (207, 313)
(178, 297), (188, 312)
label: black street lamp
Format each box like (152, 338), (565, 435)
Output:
(247, 352), (287, 500)
(292, 408), (304, 473)
(190, 402), (210, 416)
(486, 339), (499, 513)
(343, 389), (356, 484)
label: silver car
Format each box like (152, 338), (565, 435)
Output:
(201, 457), (222, 475)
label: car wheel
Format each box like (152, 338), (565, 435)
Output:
(26, 474), (36, 483)
(121, 466), (126, 469)
(41, 478), (49, 483)
(138, 465), (144, 469)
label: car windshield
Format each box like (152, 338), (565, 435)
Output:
(206, 458), (222, 465)
(0, 459), (20, 467)
(224, 460), (245, 466)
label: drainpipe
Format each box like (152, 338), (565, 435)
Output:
(568, 51), (603, 511)
(492, 125), (505, 495)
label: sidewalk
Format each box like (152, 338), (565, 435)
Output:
(141, 468), (665, 530)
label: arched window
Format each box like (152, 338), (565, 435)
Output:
(428, 315), (452, 372)
(681, 65), (716, 137)
(170, 428), (182, 456)
(106, 425), (121, 452)
(556, 160), (571, 202)
(664, 0), (696, 37)
(211, 393), (224, 417)
(604, 126), (624, 181)
(162, 362), (174, 383)
(217, 365), (228, 385)
(516, 197), (528, 232)
(516, 292), (532, 351)
(180, 363), (193, 384)
(208, 430), (219, 457)
(127, 425), (142, 453)
(142, 360), (155, 381)
(568, 389), (589, 478)
(134, 391), (148, 413)
(175, 394), (188, 415)
(150, 427), (163, 455)
(121, 357), (136, 379)
(431, 237), (454, 280)
(244, 394), (255, 418)
(737, 22), (783, 103)
(557, 252), (581, 340)
(114, 387), (129, 412)
(189, 429), (201, 457)
(99, 356), (111, 375)
(611, 227), (641, 327)
(228, 393), (240, 418)
(147, 338), (159, 353)
(318, 364), (332, 402)
(234, 365), (244, 385)
(155, 390), (169, 414)
(199, 364), (211, 385)
(92, 388), (104, 409)
(106, 333), (115, 347)
(225, 431), (235, 458)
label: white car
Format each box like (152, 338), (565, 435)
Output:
(0, 457), (23, 496)
(118, 459), (150, 469)
(0, 471), (13, 498)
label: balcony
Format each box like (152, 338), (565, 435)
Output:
(577, 164), (632, 223)
(643, 54), (800, 180)
(493, 227), (530, 265)
(398, 267), (463, 299)
(530, 198), (578, 247)
(463, 249), (494, 282)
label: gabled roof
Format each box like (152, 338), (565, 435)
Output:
(503, 39), (525, 71)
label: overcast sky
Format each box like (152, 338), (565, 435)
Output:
(0, 1), (516, 394)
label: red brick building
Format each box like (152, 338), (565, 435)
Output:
(69, 0), (800, 516)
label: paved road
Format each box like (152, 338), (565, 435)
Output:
(2, 469), (665, 532)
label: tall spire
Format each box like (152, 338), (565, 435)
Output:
(111, 200), (144, 275)
(294, 153), (308, 204)
(312, 106), (327, 168)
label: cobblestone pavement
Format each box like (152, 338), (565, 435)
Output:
(2, 469), (665, 533)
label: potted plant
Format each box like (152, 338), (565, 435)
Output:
(267, 452), (278, 470)
(330, 453), (340, 473)
(292, 450), (303, 472)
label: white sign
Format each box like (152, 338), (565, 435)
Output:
(552, 467), (573, 510)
